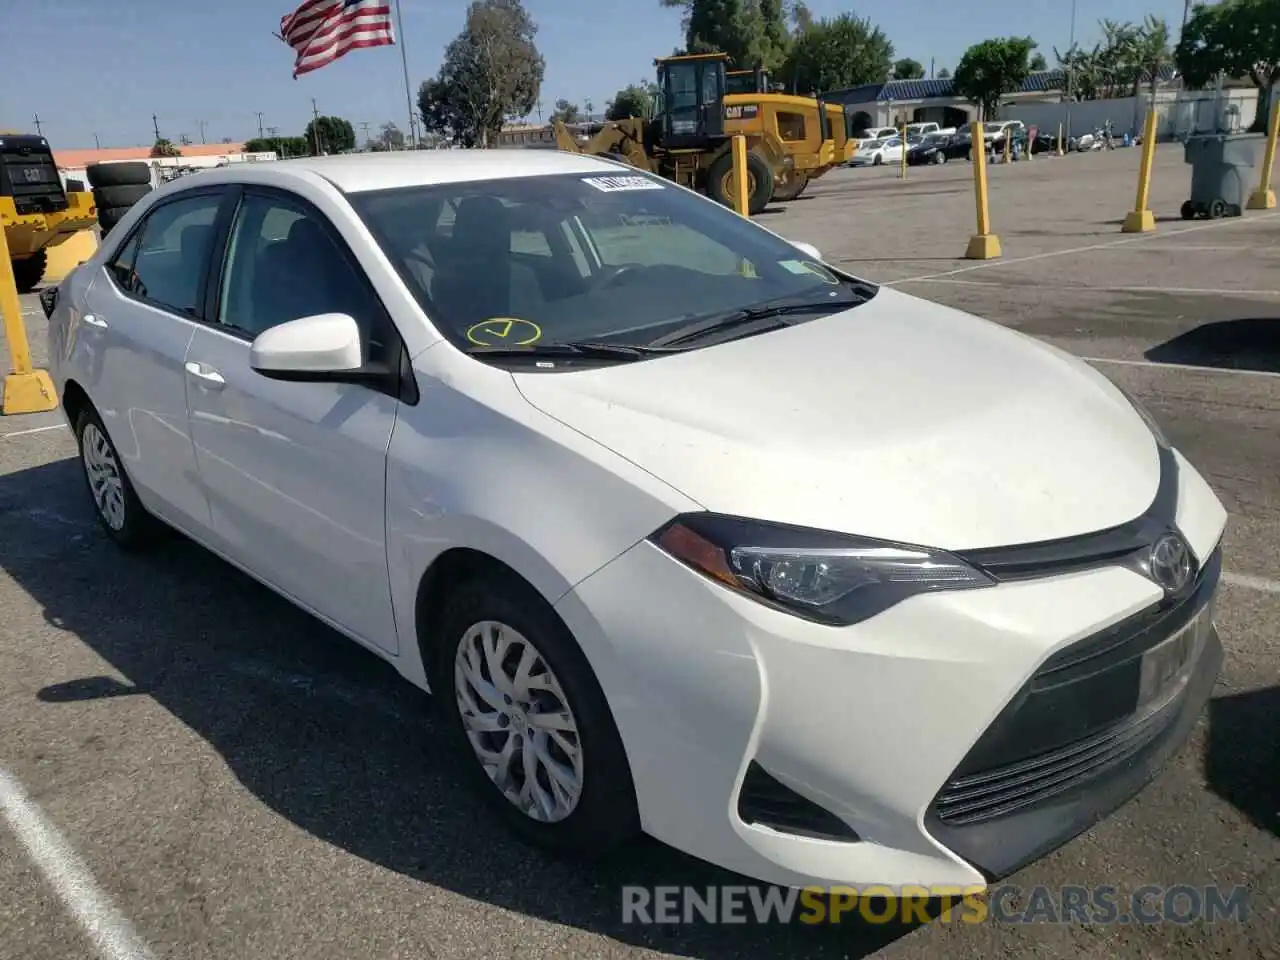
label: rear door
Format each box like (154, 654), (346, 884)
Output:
(74, 187), (232, 531)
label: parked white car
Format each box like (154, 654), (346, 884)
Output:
(848, 136), (905, 166)
(44, 150), (1227, 893)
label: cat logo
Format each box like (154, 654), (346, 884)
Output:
(724, 103), (760, 120)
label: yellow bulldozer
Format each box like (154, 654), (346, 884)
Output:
(0, 132), (97, 293)
(554, 53), (788, 215)
(723, 68), (856, 201)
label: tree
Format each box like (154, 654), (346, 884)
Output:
(937, 67), (951, 79)
(1030, 52), (1048, 71)
(1055, 16), (1172, 101)
(607, 82), (658, 120)
(551, 99), (581, 123)
(780, 12), (893, 93)
(660, 0), (757, 65)
(378, 122), (406, 151)
(1176, 0), (1279, 132)
(418, 0), (545, 147)
(304, 115), (355, 154)
(892, 57), (925, 80)
(951, 36), (1037, 120)
(150, 138), (180, 158)
(754, 0), (791, 71)
(244, 135), (310, 157)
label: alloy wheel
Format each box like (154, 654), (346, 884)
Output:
(454, 620), (585, 822)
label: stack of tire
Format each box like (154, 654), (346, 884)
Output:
(86, 162), (154, 236)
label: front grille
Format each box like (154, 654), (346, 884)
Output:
(737, 761), (860, 841)
(934, 687), (1179, 825)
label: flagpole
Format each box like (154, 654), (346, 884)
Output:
(392, 0), (417, 148)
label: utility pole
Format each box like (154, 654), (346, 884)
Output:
(32, 113), (44, 137)
(198, 120), (208, 144)
(152, 114), (162, 141)
(1064, 0), (1077, 142)
(359, 120), (372, 150)
(929, 57), (935, 80)
(93, 133), (101, 149)
(311, 98), (323, 154)
(256, 112), (265, 139)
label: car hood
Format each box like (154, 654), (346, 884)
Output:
(514, 287), (1159, 550)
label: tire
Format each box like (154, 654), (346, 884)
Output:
(92, 183), (151, 210)
(74, 406), (162, 549)
(86, 161), (152, 189)
(705, 149), (774, 215)
(933, 151), (946, 164)
(97, 204), (133, 235)
(1180, 201), (1196, 221)
(429, 573), (640, 857)
(11, 250), (47, 294)
(772, 174), (808, 202)
(872, 154), (883, 166)
(1209, 198), (1227, 219)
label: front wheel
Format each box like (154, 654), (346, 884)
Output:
(431, 574), (640, 856)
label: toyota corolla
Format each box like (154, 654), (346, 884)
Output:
(44, 150), (1226, 892)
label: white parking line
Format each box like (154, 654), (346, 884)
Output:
(0, 424), (65, 439)
(1224, 571), (1280, 595)
(1083, 356), (1280, 379)
(909, 278), (1280, 297)
(0, 767), (155, 960)
(885, 211), (1280, 284)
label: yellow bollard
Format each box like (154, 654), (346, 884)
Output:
(1246, 98), (1278, 210)
(1003, 134), (1011, 165)
(0, 223), (58, 415)
(900, 123), (908, 180)
(964, 121), (1002, 259)
(1057, 122), (1064, 156)
(1121, 108), (1159, 233)
(731, 134), (750, 217)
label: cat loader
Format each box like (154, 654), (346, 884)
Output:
(0, 133), (97, 293)
(553, 53), (788, 215)
(723, 68), (856, 201)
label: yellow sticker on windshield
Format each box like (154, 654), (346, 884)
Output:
(466, 317), (543, 346)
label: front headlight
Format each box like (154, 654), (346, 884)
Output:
(649, 514), (995, 626)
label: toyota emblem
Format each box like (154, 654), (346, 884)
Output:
(1148, 532), (1193, 594)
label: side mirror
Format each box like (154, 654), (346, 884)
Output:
(789, 241), (823, 261)
(250, 313), (364, 381)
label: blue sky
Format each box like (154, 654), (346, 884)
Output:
(10, 0), (1191, 149)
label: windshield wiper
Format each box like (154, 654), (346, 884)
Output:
(647, 292), (867, 348)
(465, 340), (675, 361)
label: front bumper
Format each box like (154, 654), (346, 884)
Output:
(553, 449), (1227, 890)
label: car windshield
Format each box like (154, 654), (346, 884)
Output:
(350, 171), (874, 355)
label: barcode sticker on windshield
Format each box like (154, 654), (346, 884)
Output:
(581, 175), (664, 192)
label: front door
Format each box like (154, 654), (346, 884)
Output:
(184, 187), (401, 653)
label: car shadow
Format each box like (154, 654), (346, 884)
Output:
(1145, 318), (1280, 374)
(0, 457), (934, 957)
(1205, 685), (1280, 839)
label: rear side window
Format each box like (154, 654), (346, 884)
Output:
(776, 112), (806, 142)
(109, 194), (221, 315)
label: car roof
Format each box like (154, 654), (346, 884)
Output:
(160, 148), (632, 195)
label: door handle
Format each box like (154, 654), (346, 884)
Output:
(82, 314), (107, 328)
(184, 361), (226, 387)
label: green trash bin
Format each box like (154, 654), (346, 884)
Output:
(1181, 133), (1264, 219)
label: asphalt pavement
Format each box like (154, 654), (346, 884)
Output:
(0, 144), (1276, 959)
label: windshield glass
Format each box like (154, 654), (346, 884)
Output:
(350, 171), (874, 352)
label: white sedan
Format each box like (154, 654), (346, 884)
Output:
(45, 149), (1227, 892)
(848, 136), (904, 167)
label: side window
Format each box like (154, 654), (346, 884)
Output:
(112, 194), (221, 314)
(217, 193), (389, 363)
(776, 111), (806, 142)
(106, 231), (143, 294)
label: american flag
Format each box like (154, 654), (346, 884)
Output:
(279, 0), (395, 78)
